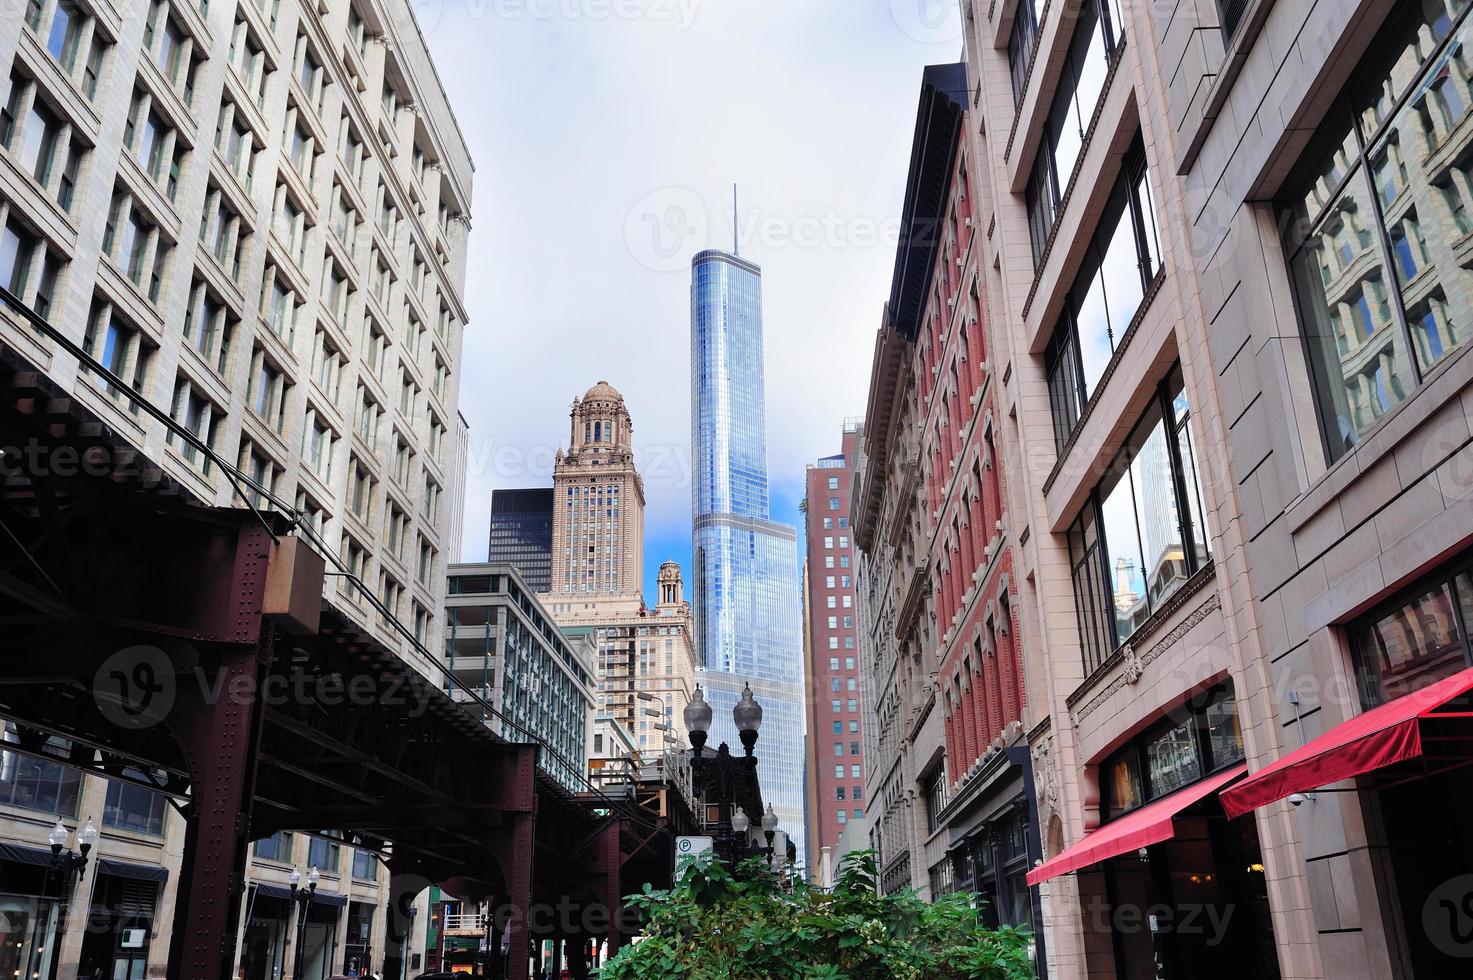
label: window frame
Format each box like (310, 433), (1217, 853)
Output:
(1277, 0), (1473, 465)
(1098, 681), (1244, 821)
(1068, 365), (1211, 673)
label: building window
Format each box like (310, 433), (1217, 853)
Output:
(0, 727), (80, 815)
(1351, 555), (1473, 707)
(1281, 2), (1473, 463)
(1024, 0), (1125, 265)
(1100, 682), (1244, 820)
(1044, 137), (1161, 448)
(103, 777), (166, 836)
(254, 831), (292, 862)
(307, 833), (340, 872)
(167, 374), (220, 473)
(82, 301), (153, 410)
(923, 765), (950, 834)
(1068, 366), (1211, 672)
(1007, 0), (1038, 107)
(352, 848), (377, 880)
(26, 0), (109, 101)
(101, 188), (168, 304)
(0, 216), (63, 319)
(183, 279), (233, 375)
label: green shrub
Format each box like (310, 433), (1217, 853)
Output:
(599, 849), (1034, 980)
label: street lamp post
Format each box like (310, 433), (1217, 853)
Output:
(45, 818), (97, 980)
(761, 804), (779, 862)
(682, 683), (772, 867)
(288, 865), (320, 980)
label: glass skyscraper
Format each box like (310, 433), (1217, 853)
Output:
(487, 488), (554, 592)
(690, 248), (806, 865)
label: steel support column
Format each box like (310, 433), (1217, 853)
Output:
(165, 633), (271, 979)
(165, 523), (274, 980)
(495, 811), (534, 980)
(491, 745), (537, 980)
(599, 819), (624, 957)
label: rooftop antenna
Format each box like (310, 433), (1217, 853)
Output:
(732, 183), (739, 257)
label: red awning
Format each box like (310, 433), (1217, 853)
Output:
(1026, 764), (1246, 887)
(1220, 666), (1473, 820)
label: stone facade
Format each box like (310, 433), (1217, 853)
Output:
(549, 380), (645, 596)
(0, 0), (471, 970)
(956, 0), (1473, 975)
(854, 64), (1036, 918)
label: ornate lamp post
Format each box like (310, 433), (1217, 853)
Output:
(761, 804), (779, 862)
(683, 683), (772, 866)
(733, 683), (763, 757)
(47, 817), (97, 877)
(46, 818), (97, 980)
(683, 685), (713, 754)
(289, 865), (320, 980)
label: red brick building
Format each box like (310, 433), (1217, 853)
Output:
(854, 63), (1039, 931)
(801, 423), (865, 882)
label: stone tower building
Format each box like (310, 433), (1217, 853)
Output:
(550, 381), (646, 595)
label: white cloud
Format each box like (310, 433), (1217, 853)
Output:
(424, 0), (964, 561)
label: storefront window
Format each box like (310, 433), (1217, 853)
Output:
(1281, 0), (1473, 462)
(344, 901), (374, 975)
(1103, 753), (1142, 819)
(239, 893), (289, 980)
(1353, 563), (1473, 705)
(0, 895), (57, 980)
(1145, 721), (1203, 797)
(78, 875), (157, 979)
(1101, 682), (1245, 818)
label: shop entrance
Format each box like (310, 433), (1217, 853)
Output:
(77, 873), (160, 979)
(1379, 765), (1473, 973)
(1103, 799), (1279, 980)
(239, 893), (290, 980)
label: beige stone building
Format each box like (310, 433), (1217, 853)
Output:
(550, 380), (645, 596)
(541, 382), (696, 756)
(952, 0), (1473, 975)
(0, 0), (471, 969)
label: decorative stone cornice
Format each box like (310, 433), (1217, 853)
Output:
(1071, 579), (1222, 722)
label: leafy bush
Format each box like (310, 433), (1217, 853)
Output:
(598, 849), (1034, 980)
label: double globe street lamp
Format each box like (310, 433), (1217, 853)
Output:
(682, 683), (781, 867)
(288, 865), (321, 980)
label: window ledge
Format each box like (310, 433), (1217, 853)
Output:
(1175, 0), (1271, 177)
(1287, 337), (1473, 534)
(1066, 562), (1220, 715)
(1021, 37), (1130, 324)
(1041, 267), (1167, 497)
(1002, 0), (1056, 166)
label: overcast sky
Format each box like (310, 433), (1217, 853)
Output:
(423, 0), (964, 597)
